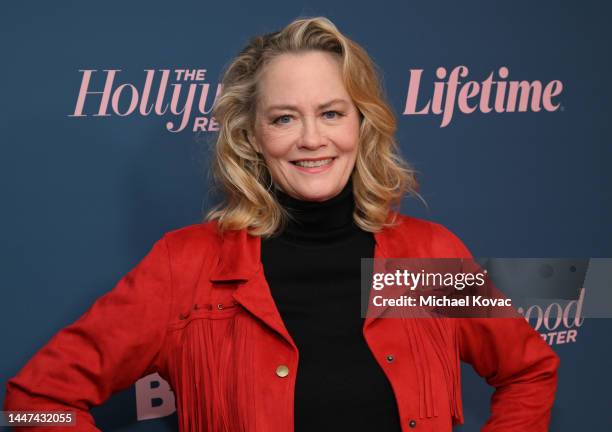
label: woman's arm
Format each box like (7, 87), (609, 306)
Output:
(457, 316), (560, 431)
(3, 235), (173, 431)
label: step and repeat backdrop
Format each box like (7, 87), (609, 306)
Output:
(1, 1), (611, 431)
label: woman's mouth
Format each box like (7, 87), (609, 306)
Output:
(290, 157), (336, 173)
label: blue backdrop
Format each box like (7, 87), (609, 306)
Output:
(1, 0), (611, 430)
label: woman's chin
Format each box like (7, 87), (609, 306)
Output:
(291, 185), (342, 202)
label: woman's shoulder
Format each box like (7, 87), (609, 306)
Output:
(384, 211), (473, 258)
(158, 220), (223, 264)
(164, 219), (220, 243)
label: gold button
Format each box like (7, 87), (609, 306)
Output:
(275, 365), (289, 378)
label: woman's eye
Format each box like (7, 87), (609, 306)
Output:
(323, 111), (342, 119)
(273, 115), (292, 125)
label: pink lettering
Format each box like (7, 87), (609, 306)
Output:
(403, 65), (563, 127)
(70, 69), (120, 117)
(69, 69), (223, 133)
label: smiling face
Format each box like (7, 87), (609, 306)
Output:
(250, 50), (361, 202)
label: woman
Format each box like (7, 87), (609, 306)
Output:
(4, 16), (558, 432)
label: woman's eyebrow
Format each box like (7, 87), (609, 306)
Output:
(265, 98), (350, 113)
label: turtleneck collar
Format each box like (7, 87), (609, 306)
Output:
(271, 178), (357, 244)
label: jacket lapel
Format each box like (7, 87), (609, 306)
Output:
(208, 227), (297, 350)
(364, 212), (400, 330)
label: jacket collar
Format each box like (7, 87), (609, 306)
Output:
(209, 225), (261, 282)
(208, 211), (403, 344)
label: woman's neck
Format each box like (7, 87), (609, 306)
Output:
(271, 178), (357, 244)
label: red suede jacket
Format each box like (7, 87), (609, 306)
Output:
(4, 212), (559, 431)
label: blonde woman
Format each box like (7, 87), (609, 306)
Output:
(4, 16), (559, 432)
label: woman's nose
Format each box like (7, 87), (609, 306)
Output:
(298, 117), (325, 149)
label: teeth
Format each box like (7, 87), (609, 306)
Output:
(294, 158), (333, 168)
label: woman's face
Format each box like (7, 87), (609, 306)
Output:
(251, 50), (361, 202)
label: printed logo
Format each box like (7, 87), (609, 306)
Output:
(69, 69), (222, 133)
(403, 66), (563, 127)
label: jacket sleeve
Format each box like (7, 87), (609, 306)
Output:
(3, 235), (174, 431)
(433, 223), (560, 431)
(457, 316), (559, 431)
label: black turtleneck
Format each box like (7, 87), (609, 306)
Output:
(260, 178), (402, 431)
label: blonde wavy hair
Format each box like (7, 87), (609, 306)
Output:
(206, 16), (419, 237)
